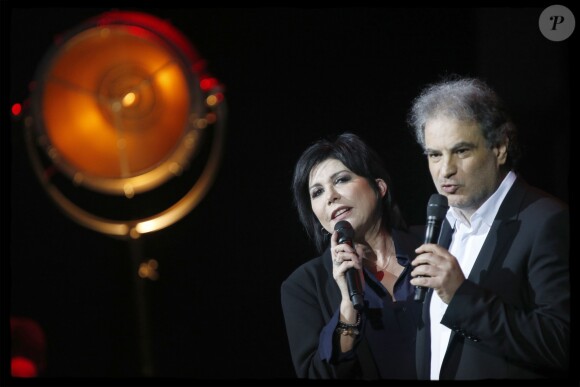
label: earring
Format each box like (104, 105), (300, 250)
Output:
(321, 227), (330, 236)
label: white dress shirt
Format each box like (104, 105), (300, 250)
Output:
(429, 171), (516, 380)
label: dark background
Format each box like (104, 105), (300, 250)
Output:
(5, 5), (571, 383)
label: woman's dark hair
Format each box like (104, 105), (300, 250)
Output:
(292, 132), (407, 254)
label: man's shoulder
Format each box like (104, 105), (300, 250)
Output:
(513, 176), (568, 210)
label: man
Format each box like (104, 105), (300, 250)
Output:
(407, 76), (569, 380)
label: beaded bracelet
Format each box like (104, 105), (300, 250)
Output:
(335, 313), (361, 336)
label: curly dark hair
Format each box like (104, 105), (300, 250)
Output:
(407, 75), (521, 172)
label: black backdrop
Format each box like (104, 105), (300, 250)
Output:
(5, 5), (571, 382)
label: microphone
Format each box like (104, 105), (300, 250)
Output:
(414, 193), (449, 302)
(334, 220), (364, 311)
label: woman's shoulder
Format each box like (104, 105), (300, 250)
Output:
(408, 224), (426, 242)
(281, 249), (333, 300)
(283, 248), (331, 283)
(394, 225), (425, 245)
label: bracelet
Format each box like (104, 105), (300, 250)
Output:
(335, 313), (361, 336)
(336, 325), (359, 336)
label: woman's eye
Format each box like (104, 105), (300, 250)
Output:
(311, 189), (323, 198)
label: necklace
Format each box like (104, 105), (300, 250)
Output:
(374, 254), (393, 281)
(362, 253), (395, 280)
(376, 254), (393, 271)
(373, 238), (396, 281)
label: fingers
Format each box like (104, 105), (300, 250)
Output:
(412, 243), (447, 266)
(411, 261), (432, 278)
(332, 252), (359, 269)
(414, 242), (442, 255)
(331, 236), (360, 270)
(410, 275), (431, 291)
(411, 245), (447, 277)
(330, 231), (365, 288)
(331, 230), (339, 246)
(410, 246), (442, 287)
(410, 247), (465, 304)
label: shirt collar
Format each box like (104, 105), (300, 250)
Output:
(446, 170), (517, 229)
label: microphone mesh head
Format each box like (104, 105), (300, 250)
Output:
(334, 220), (354, 242)
(427, 194), (449, 219)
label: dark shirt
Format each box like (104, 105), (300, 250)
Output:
(319, 229), (422, 379)
(282, 227), (423, 379)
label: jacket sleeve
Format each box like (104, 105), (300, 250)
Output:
(442, 201), (570, 372)
(280, 263), (362, 379)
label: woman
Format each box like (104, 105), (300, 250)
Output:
(281, 132), (422, 379)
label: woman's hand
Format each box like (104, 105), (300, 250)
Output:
(330, 230), (364, 306)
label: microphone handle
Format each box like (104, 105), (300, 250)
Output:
(414, 284), (427, 302)
(414, 217), (440, 302)
(335, 221), (364, 310)
(346, 268), (364, 310)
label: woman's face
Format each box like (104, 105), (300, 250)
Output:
(308, 158), (385, 236)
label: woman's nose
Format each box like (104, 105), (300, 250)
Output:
(326, 188), (339, 205)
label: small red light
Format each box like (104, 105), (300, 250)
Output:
(11, 103), (22, 117)
(200, 78), (218, 91)
(11, 356), (38, 377)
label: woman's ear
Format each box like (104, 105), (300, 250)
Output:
(375, 178), (387, 199)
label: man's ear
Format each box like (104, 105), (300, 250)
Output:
(495, 139), (509, 166)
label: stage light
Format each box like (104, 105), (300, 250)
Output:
(23, 10), (226, 238)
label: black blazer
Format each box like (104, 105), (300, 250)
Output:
(281, 228), (422, 379)
(416, 176), (570, 379)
